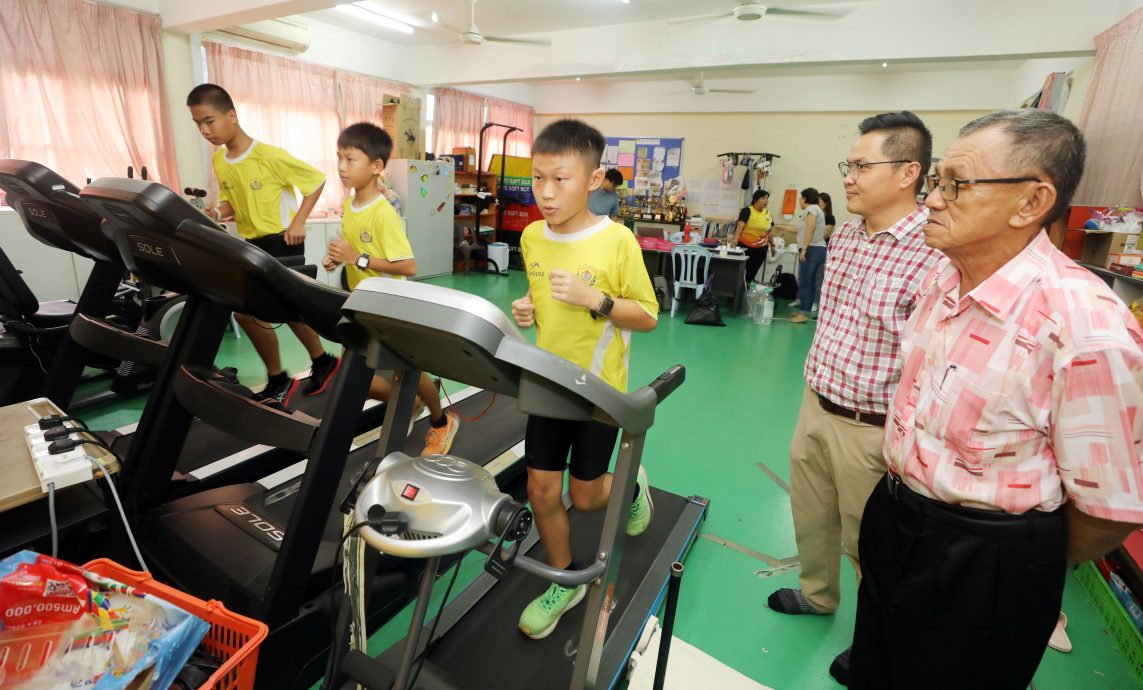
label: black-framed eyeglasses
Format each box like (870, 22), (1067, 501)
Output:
(838, 160), (911, 177)
(924, 175), (1041, 201)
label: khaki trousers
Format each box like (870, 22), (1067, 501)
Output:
(789, 384), (887, 613)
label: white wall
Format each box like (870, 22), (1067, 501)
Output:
(0, 212), (89, 302)
(534, 110), (991, 228)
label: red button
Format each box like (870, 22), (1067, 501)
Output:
(401, 484), (420, 501)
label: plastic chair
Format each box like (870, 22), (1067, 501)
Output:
(670, 245), (712, 317)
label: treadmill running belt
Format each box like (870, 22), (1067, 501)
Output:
(399, 487), (692, 689)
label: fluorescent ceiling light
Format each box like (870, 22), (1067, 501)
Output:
(337, 3), (415, 34)
(431, 11), (439, 23)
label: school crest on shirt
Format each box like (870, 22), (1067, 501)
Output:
(220, 181), (232, 191)
(528, 260), (544, 279)
(359, 230), (374, 244)
(576, 265), (599, 287)
(249, 179), (263, 191)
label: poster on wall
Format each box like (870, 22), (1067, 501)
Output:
(489, 154), (544, 268)
(601, 136), (684, 195)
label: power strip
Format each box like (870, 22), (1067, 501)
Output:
(24, 423), (95, 492)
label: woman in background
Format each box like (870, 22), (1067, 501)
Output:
(820, 192), (836, 242)
(789, 188), (827, 323)
(731, 189), (774, 284)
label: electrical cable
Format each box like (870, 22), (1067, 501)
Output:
(409, 555), (465, 689)
(439, 380), (496, 422)
(322, 519), (376, 690)
(50, 432), (147, 572)
(89, 455), (148, 572)
(47, 482), (58, 558)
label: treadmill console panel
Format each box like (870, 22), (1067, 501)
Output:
(0, 161), (119, 263)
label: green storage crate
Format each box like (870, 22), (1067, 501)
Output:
(1074, 561), (1143, 686)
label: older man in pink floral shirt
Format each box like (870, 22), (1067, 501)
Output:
(849, 110), (1143, 690)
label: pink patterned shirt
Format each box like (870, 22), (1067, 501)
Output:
(804, 207), (942, 414)
(886, 231), (1143, 520)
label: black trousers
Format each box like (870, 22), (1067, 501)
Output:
(849, 475), (1066, 690)
(738, 243), (768, 284)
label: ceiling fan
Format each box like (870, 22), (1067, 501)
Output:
(669, 1), (858, 26)
(441, 0), (551, 47)
(681, 73), (756, 96)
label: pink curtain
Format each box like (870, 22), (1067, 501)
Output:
(338, 70), (409, 128)
(204, 41), (342, 211)
(0, 0), (179, 199)
(432, 87), (484, 167)
(484, 98), (534, 170)
(1073, 6), (1143, 206)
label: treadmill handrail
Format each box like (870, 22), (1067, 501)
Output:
(495, 338), (659, 434)
(477, 543), (607, 588)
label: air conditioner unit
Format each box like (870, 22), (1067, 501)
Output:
(214, 18), (310, 53)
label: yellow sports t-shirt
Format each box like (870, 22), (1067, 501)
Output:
(213, 141), (325, 240)
(341, 194), (413, 290)
(521, 217), (658, 392)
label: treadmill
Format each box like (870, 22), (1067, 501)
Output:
(0, 158), (149, 410)
(80, 178), (529, 690)
(0, 160), (385, 517)
(332, 278), (708, 690)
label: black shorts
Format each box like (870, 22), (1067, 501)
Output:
(525, 415), (619, 481)
(247, 232), (303, 260)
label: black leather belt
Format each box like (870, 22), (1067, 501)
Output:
(885, 473), (1061, 536)
(817, 394), (886, 427)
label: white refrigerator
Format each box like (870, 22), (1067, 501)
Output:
(386, 159), (455, 279)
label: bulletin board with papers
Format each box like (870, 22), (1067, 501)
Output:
(601, 137), (684, 196)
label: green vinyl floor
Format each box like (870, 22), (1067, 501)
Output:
(79, 270), (1139, 690)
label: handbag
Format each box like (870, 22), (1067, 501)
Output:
(685, 274), (725, 327)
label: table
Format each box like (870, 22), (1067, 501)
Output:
(641, 248), (748, 315)
(632, 219), (686, 239)
(1, 398), (118, 513)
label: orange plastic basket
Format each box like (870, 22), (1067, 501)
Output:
(81, 559), (268, 690)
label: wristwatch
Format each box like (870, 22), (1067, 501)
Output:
(356, 254), (371, 270)
(592, 293), (615, 319)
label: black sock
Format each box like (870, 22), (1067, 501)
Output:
(312, 352), (332, 367)
(268, 371), (289, 384)
(431, 413), (448, 428)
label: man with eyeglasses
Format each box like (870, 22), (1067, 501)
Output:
(848, 110), (1143, 689)
(767, 111), (941, 685)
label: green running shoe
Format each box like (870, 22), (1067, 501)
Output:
(519, 581), (586, 640)
(627, 466), (654, 537)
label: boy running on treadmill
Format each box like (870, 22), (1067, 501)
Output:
(511, 120), (658, 639)
(322, 122), (459, 456)
(187, 84), (338, 403)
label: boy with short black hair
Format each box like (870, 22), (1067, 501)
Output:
(588, 167), (624, 220)
(323, 121), (459, 455)
(511, 119), (658, 639)
(187, 83), (338, 402)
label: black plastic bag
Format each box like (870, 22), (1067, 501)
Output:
(685, 280), (725, 327)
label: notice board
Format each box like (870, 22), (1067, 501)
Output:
(601, 137), (684, 195)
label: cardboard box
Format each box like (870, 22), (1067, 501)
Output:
(1109, 252), (1143, 267)
(1082, 231), (1141, 268)
(452, 147), (477, 172)
(381, 94), (423, 160)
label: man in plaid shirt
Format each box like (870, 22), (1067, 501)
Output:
(849, 111), (1143, 689)
(766, 111), (942, 684)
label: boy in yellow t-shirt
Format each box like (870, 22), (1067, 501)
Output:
(323, 122), (459, 456)
(511, 119), (659, 640)
(187, 83), (338, 404)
